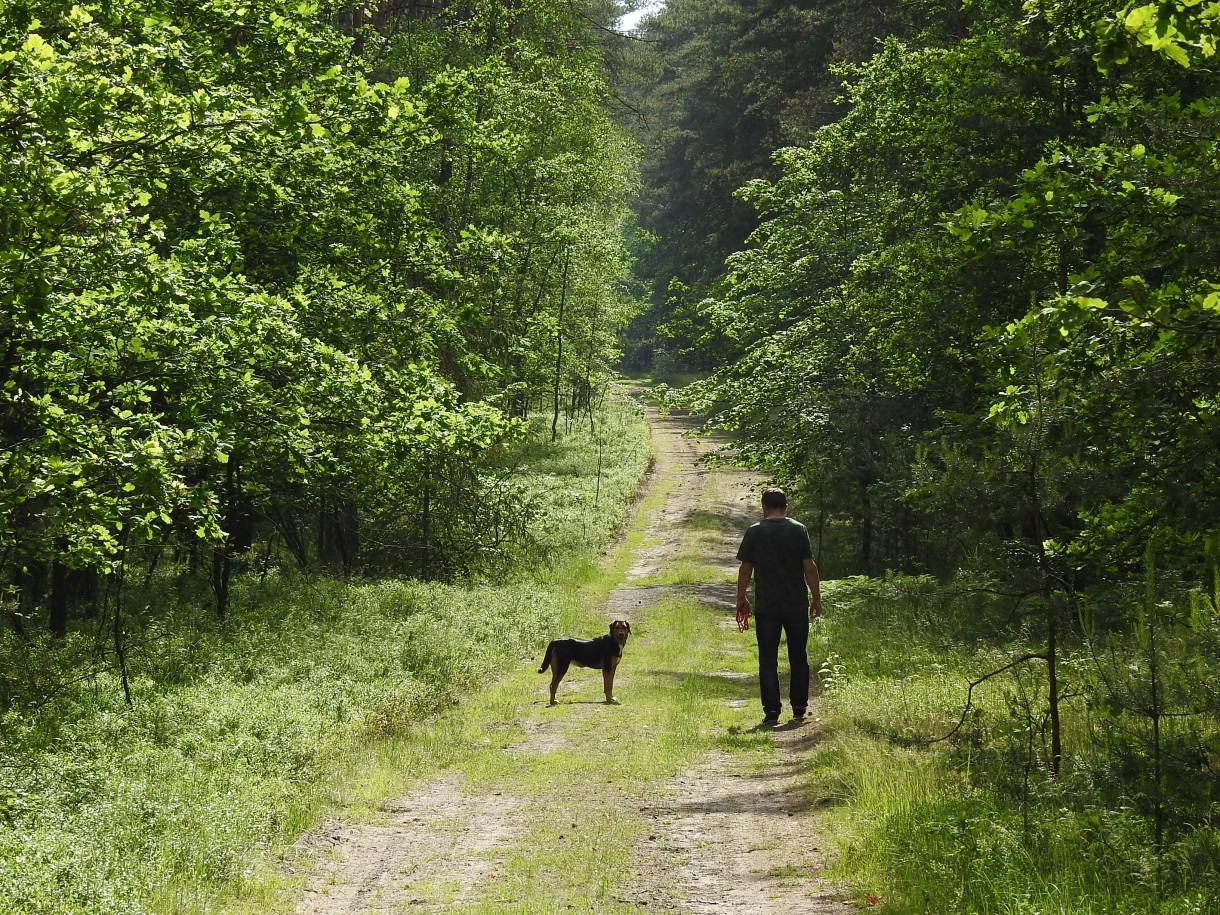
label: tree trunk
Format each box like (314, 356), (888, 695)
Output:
(212, 545), (231, 621)
(551, 252), (571, 443)
(1031, 459), (1062, 778)
(49, 559), (68, 638)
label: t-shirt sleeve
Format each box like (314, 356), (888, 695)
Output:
(797, 523), (813, 560)
(736, 525), (755, 564)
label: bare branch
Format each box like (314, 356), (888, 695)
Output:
(929, 652), (1048, 744)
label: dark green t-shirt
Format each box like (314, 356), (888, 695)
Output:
(736, 517), (813, 616)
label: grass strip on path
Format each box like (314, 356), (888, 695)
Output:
(247, 409), (821, 914)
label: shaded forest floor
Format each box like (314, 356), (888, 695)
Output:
(284, 404), (855, 913)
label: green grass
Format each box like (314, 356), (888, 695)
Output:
(210, 400), (787, 914)
(801, 576), (1220, 914)
(21, 388), (1215, 914)
(0, 578), (565, 915)
(223, 468), (778, 912)
(0, 393), (652, 915)
(506, 391), (652, 562)
(631, 556), (727, 586)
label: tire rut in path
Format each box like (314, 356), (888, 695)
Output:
(295, 773), (525, 914)
(623, 732), (848, 914)
(616, 409), (851, 914)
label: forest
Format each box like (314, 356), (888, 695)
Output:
(1, 0), (640, 615)
(2, 0), (1220, 910)
(629, 0), (1220, 588)
(627, 0), (1220, 906)
(1, 0), (647, 909)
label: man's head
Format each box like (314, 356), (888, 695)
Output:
(761, 488), (787, 514)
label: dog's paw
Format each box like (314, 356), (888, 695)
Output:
(605, 697), (622, 705)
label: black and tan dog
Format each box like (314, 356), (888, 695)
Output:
(537, 620), (631, 705)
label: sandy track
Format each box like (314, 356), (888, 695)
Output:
(291, 401), (852, 914)
(616, 410), (849, 914)
(295, 773), (525, 913)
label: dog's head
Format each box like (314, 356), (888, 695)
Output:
(610, 619), (631, 647)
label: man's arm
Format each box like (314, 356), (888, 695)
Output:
(736, 561), (753, 608)
(804, 558), (822, 618)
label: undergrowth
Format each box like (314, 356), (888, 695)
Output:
(0, 392), (651, 915)
(810, 575), (1220, 914)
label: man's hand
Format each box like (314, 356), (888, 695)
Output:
(803, 559), (822, 621)
(736, 598), (752, 632)
(809, 596), (822, 620)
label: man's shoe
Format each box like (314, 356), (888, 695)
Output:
(792, 708), (807, 720)
(762, 714), (780, 726)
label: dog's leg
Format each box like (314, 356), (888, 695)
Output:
(549, 656), (571, 706)
(603, 657), (621, 705)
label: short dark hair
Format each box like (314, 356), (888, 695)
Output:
(761, 488), (787, 509)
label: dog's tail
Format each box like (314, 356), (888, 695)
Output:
(537, 641), (554, 674)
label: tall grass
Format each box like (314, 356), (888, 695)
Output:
(0, 392), (651, 915)
(808, 576), (1220, 914)
(508, 392), (651, 562)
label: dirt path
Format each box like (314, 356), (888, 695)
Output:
(292, 403), (853, 914)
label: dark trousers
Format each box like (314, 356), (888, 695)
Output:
(755, 612), (810, 717)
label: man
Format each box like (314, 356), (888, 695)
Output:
(735, 487), (822, 725)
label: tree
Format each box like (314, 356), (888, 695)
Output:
(0, 0), (638, 641)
